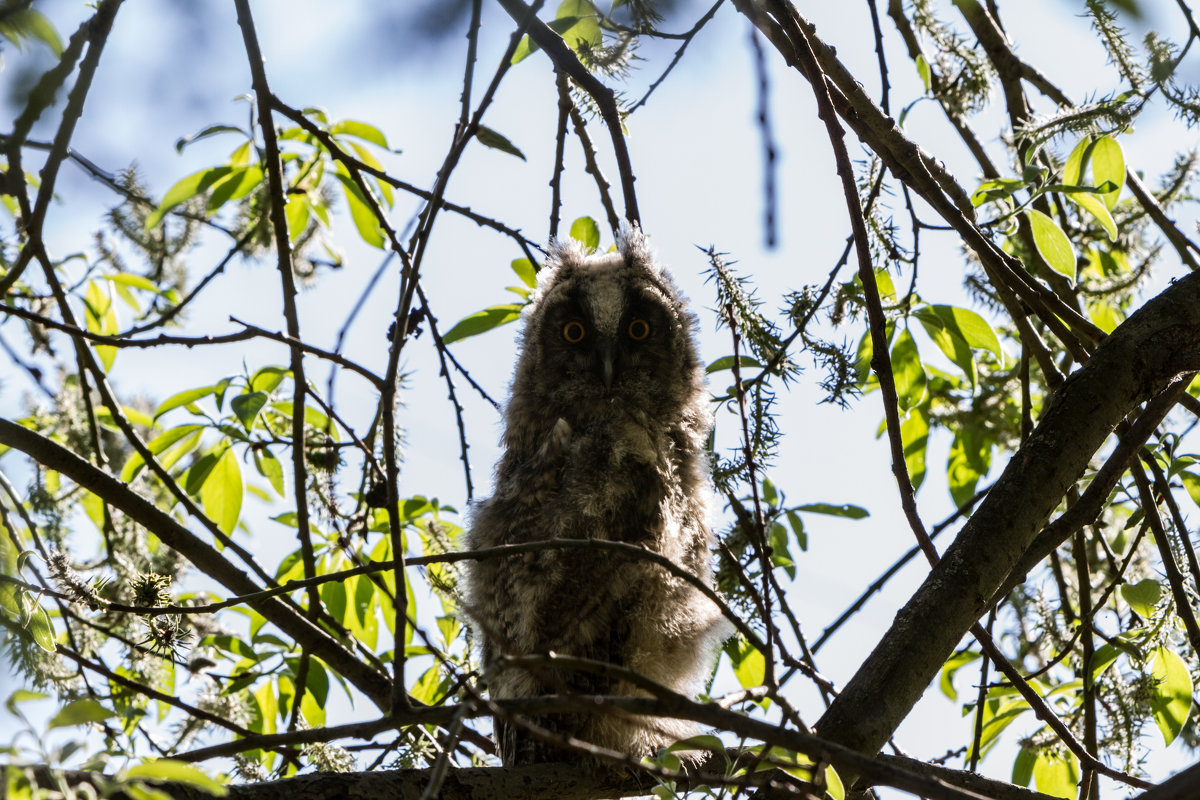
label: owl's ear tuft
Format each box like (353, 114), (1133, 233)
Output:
(617, 222), (659, 275)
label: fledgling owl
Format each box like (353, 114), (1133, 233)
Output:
(465, 227), (729, 765)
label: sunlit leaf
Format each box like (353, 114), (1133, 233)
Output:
(201, 447), (243, 536)
(890, 328), (927, 411)
(915, 53), (931, 92)
(254, 447), (285, 497)
(791, 503), (869, 519)
(915, 309), (975, 385)
(155, 386), (218, 420)
(27, 602), (55, 653)
(175, 125), (245, 153)
(705, 355), (763, 374)
(947, 428), (991, 508)
(901, 410), (928, 490)
(1027, 209), (1077, 280)
(442, 304), (523, 344)
(123, 761), (227, 796)
(206, 165), (263, 213)
(730, 640), (765, 689)
(121, 424), (204, 482)
(1032, 749), (1079, 799)
(1121, 578), (1161, 619)
(146, 166), (236, 230)
(939, 649), (981, 701)
(1011, 745), (1037, 787)
(83, 281), (118, 371)
(569, 216), (600, 251)
(1181, 470), (1200, 508)
(1067, 189), (1117, 241)
(334, 172), (385, 249)
(330, 119), (389, 149)
(1149, 646), (1193, 745)
(1, 9), (62, 55)
(1091, 136), (1125, 209)
(48, 699), (115, 729)
(231, 391), (268, 431)
(971, 178), (1026, 207)
(511, 257), (538, 288)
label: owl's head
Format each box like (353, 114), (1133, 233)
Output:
(511, 227), (705, 421)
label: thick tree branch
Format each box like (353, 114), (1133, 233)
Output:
(813, 267), (1200, 756)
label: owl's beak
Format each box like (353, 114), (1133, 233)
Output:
(597, 341), (616, 390)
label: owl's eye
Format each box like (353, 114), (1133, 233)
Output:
(562, 321), (586, 343)
(628, 319), (651, 341)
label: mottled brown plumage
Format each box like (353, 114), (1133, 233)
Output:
(465, 228), (728, 765)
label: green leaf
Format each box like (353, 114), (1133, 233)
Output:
(201, 447), (243, 536)
(554, 0), (601, 51)
(330, 119), (389, 149)
(1088, 643), (1122, 683)
(0, 9), (63, 56)
(105, 272), (167, 295)
(1027, 209), (1077, 279)
(1012, 746), (1037, 787)
(475, 125), (526, 161)
(1032, 749), (1079, 799)
(48, 699), (116, 729)
(175, 125), (245, 153)
(947, 428), (991, 508)
(915, 309), (975, 385)
(901, 410), (928, 491)
(334, 172), (385, 249)
(569, 216), (600, 251)
(1121, 578), (1161, 619)
(511, 257), (537, 288)
(442, 304), (523, 344)
(123, 761), (227, 796)
(971, 178), (1026, 207)
(890, 328), (927, 411)
(411, 665), (448, 705)
(253, 448), (285, 497)
(1091, 136), (1125, 209)
(785, 510), (807, 551)
(1066, 189), (1117, 241)
(761, 478), (779, 507)
(768, 521), (795, 578)
(27, 603), (55, 653)
(928, 304), (1002, 358)
(1149, 646), (1193, 745)
(146, 167), (236, 230)
(705, 355), (763, 374)
(915, 53), (931, 91)
(824, 765), (846, 800)
(231, 392), (268, 431)
(155, 385), (218, 419)
(1181, 470), (1200, 507)
(206, 165), (263, 213)
(730, 640), (765, 689)
(939, 649), (981, 701)
(1062, 138), (1088, 186)
(791, 503), (869, 519)
(285, 195), (311, 242)
(83, 281), (118, 371)
(250, 366), (288, 394)
(122, 424), (205, 482)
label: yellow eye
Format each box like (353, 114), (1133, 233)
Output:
(562, 321), (586, 343)
(628, 319), (651, 341)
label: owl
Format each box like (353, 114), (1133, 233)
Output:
(465, 227), (729, 766)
